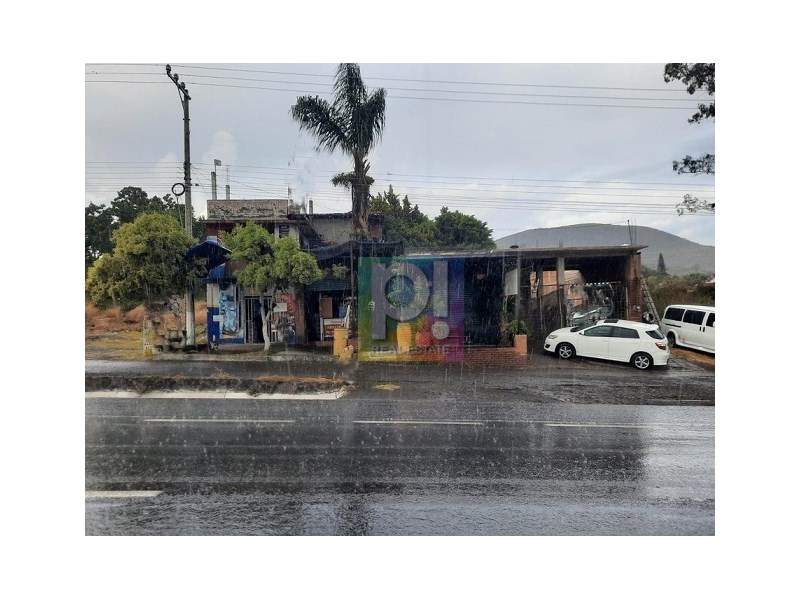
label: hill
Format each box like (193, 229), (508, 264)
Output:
(496, 224), (714, 276)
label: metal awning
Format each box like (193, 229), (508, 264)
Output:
(187, 236), (231, 274)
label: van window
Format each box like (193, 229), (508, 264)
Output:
(706, 313), (715, 328)
(664, 307), (685, 321)
(683, 310), (706, 325)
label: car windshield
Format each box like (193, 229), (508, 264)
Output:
(570, 324), (594, 332)
(645, 329), (665, 340)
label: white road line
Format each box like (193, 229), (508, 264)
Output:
(86, 491), (162, 499)
(544, 422), (652, 429)
(143, 418), (295, 424)
(353, 420), (484, 426)
(86, 391), (345, 400)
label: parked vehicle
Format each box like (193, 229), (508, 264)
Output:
(543, 318), (670, 370)
(659, 304), (715, 354)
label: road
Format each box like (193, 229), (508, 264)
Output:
(86, 389), (714, 535)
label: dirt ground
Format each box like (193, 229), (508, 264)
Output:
(85, 301), (208, 360)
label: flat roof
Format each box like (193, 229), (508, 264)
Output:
(405, 245), (647, 259)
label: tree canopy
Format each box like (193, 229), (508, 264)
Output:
(369, 186), (438, 247)
(369, 187), (495, 250)
(85, 186), (203, 272)
(291, 64), (386, 238)
(224, 222), (323, 350)
(665, 63), (715, 215)
(85, 212), (199, 311)
(434, 207), (495, 250)
(226, 222), (323, 293)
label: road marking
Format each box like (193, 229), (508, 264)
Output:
(143, 418), (295, 424)
(86, 391), (345, 400)
(544, 422), (652, 429)
(86, 491), (162, 499)
(353, 420), (484, 426)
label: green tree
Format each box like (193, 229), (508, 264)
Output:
(225, 222), (323, 351)
(664, 63), (715, 125)
(291, 64), (386, 238)
(434, 207), (496, 249)
(369, 186), (438, 247)
(85, 186), (190, 272)
(85, 202), (115, 271)
(657, 253), (667, 275)
(665, 63), (715, 215)
(85, 212), (199, 313)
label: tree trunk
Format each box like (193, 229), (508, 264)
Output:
(351, 155), (370, 239)
(260, 291), (272, 352)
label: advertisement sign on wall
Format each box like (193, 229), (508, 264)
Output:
(358, 257), (464, 362)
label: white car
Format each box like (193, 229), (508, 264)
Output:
(543, 319), (670, 370)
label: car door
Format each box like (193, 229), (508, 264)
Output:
(609, 325), (641, 362)
(578, 324), (613, 359)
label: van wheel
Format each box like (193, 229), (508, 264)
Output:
(556, 343), (575, 360)
(632, 352), (653, 370)
(667, 332), (676, 348)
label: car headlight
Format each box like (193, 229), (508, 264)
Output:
(547, 334), (558, 340)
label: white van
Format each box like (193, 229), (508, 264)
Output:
(660, 304), (715, 354)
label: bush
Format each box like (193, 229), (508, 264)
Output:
(504, 319), (529, 342)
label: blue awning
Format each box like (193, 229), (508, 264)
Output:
(187, 236), (231, 274)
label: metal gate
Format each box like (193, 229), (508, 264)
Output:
(244, 296), (272, 343)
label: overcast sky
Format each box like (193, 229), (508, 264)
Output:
(85, 62), (715, 246)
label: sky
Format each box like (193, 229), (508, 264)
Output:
(85, 62), (716, 246)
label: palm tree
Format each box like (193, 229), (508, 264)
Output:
(291, 64), (386, 238)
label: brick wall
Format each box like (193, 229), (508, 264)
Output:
(463, 347), (527, 368)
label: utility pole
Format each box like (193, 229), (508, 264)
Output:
(166, 64), (196, 349)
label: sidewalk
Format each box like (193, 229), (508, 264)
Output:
(86, 342), (714, 406)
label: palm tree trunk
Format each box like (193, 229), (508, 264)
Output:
(352, 155), (370, 239)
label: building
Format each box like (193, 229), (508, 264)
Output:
(202, 198), (398, 346)
(201, 198), (650, 359)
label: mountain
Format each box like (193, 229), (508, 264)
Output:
(495, 223), (714, 276)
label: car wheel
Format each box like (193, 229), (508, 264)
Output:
(556, 343), (575, 360)
(667, 332), (676, 348)
(632, 352), (652, 370)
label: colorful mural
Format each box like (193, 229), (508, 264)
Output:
(358, 257), (464, 362)
(219, 284), (241, 341)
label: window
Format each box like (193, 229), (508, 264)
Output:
(278, 224), (290, 238)
(645, 329), (665, 340)
(706, 313), (715, 328)
(665, 307), (685, 321)
(683, 310), (705, 325)
(584, 325), (613, 337)
(613, 327), (640, 339)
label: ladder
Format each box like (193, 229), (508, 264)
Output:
(641, 280), (661, 327)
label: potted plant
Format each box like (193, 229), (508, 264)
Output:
(505, 319), (529, 356)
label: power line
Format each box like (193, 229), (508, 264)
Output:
(85, 79), (697, 110)
(89, 160), (713, 189)
(86, 71), (704, 103)
(87, 62), (713, 95)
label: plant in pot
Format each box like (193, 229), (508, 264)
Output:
(505, 319), (529, 356)
(505, 319), (529, 342)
